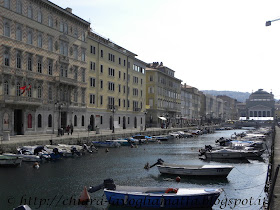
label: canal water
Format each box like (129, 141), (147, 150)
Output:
(0, 129), (269, 210)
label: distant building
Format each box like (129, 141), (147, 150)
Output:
(217, 95), (238, 121)
(240, 89), (275, 121)
(145, 62), (181, 128)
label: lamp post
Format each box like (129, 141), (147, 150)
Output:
(266, 18), (280, 26)
(55, 102), (63, 136)
(144, 111), (147, 130)
(111, 105), (116, 133)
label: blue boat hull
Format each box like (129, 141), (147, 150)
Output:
(104, 189), (221, 209)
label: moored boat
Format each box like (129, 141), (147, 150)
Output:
(201, 148), (264, 159)
(0, 155), (22, 167)
(3, 153), (41, 162)
(92, 141), (121, 148)
(88, 179), (222, 209)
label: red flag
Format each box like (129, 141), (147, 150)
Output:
(20, 85), (31, 95)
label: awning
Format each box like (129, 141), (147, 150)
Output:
(158, 116), (167, 121)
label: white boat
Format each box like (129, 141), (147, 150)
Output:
(157, 163), (233, 177)
(149, 159), (233, 177)
(202, 148), (264, 159)
(3, 153), (41, 162)
(0, 155), (22, 167)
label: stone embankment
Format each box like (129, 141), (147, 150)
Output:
(0, 126), (216, 153)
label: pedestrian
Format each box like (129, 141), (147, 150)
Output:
(66, 125), (70, 135)
(70, 123), (73, 135)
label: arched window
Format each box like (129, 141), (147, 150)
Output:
(267, 111), (271, 117)
(37, 10), (42, 23)
(4, 20), (10, 37)
(48, 114), (52, 127)
(16, 83), (21, 96)
(37, 34), (42, 48)
(81, 115), (84, 126)
(27, 5), (33, 19)
(74, 115), (77, 126)
(258, 111), (262, 117)
(37, 86), (42, 98)
(27, 114), (32, 128)
(27, 84), (32, 97)
(16, 51), (21, 69)
(16, 25), (22, 41)
(4, 81), (9, 95)
(4, 50), (10, 66)
(38, 114), (42, 128)
(16, 0), (22, 14)
(48, 15), (53, 27)
(27, 30), (33, 44)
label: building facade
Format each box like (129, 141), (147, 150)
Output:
(217, 95), (238, 121)
(146, 62), (181, 128)
(0, 0), (90, 135)
(87, 32), (146, 131)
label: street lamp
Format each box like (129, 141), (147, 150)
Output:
(266, 18), (280, 26)
(55, 102), (64, 136)
(144, 111), (147, 130)
(111, 105), (116, 133)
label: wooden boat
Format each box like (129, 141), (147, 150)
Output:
(92, 141), (121, 148)
(88, 179), (222, 209)
(0, 155), (22, 167)
(148, 159), (233, 177)
(3, 153), (41, 162)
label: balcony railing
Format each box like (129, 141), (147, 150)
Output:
(0, 95), (42, 105)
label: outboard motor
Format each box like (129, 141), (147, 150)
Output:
(146, 158), (164, 170)
(88, 178), (116, 193)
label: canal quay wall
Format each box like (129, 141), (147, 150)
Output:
(0, 126), (217, 153)
(270, 126), (280, 210)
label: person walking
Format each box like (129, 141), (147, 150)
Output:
(66, 125), (70, 135)
(70, 123), (73, 135)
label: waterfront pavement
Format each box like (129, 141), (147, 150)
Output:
(272, 126), (280, 209)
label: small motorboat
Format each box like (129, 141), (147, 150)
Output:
(92, 141), (121, 148)
(0, 155), (22, 167)
(3, 153), (41, 162)
(200, 148), (265, 159)
(148, 159), (233, 177)
(88, 179), (222, 209)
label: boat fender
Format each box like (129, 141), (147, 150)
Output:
(165, 188), (178, 193)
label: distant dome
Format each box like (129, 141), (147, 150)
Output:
(249, 89), (273, 100)
(253, 89), (269, 95)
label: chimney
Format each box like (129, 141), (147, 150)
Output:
(66, 7), (72, 13)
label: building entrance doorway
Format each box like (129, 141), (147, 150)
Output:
(14, 109), (23, 135)
(61, 112), (67, 130)
(90, 115), (95, 131)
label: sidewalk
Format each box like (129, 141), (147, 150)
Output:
(272, 127), (280, 209)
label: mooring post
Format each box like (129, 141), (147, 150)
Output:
(268, 164), (280, 209)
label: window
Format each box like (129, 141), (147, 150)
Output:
(74, 115), (77, 126)
(27, 84), (32, 97)
(48, 59), (53, 75)
(81, 68), (85, 82)
(4, 81), (9, 95)
(108, 68), (115, 76)
(90, 77), (95, 87)
(27, 114), (32, 128)
(74, 27), (78, 38)
(37, 34), (42, 48)
(108, 53), (115, 62)
(100, 95), (103, 105)
(16, 51), (22, 69)
(90, 45), (95, 54)
(119, 58), (121, 65)
(38, 114), (42, 128)
(37, 11), (42, 23)
(48, 15), (53, 27)
(74, 66), (78, 80)
(82, 116), (85, 126)
(108, 82), (115, 91)
(37, 58), (42, 73)
(73, 45), (78, 59)
(16, 0), (22, 14)
(90, 62), (95, 70)
(27, 29), (33, 45)
(16, 24), (22, 41)
(48, 114), (52, 127)
(27, 55), (32, 71)
(4, 0), (10, 9)
(74, 90), (78, 102)
(4, 49), (10, 66)
(118, 84), (121, 93)
(100, 80), (103, 89)
(90, 94), (95, 104)
(28, 5), (33, 19)
(64, 23), (68, 34)
(101, 50), (103, 58)
(81, 49), (86, 61)
(16, 83), (21, 96)
(81, 89), (85, 103)
(100, 116), (103, 124)
(48, 36), (53, 51)
(48, 84), (52, 100)
(60, 41), (68, 56)
(4, 20), (10, 37)
(124, 60), (126, 66)
(60, 21), (64, 32)
(100, 64), (103, 73)
(81, 31), (85, 41)
(37, 86), (42, 98)
(118, 99), (121, 107)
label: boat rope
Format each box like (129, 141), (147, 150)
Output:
(233, 167), (268, 177)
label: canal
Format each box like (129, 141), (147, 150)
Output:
(0, 129), (269, 210)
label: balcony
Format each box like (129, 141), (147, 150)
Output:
(133, 107), (141, 112)
(56, 76), (77, 86)
(59, 55), (69, 64)
(0, 95), (42, 106)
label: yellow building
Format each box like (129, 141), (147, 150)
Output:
(87, 32), (146, 131)
(146, 62), (181, 128)
(0, 0), (90, 136)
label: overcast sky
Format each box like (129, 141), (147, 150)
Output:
(51, 0), (280, 99)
